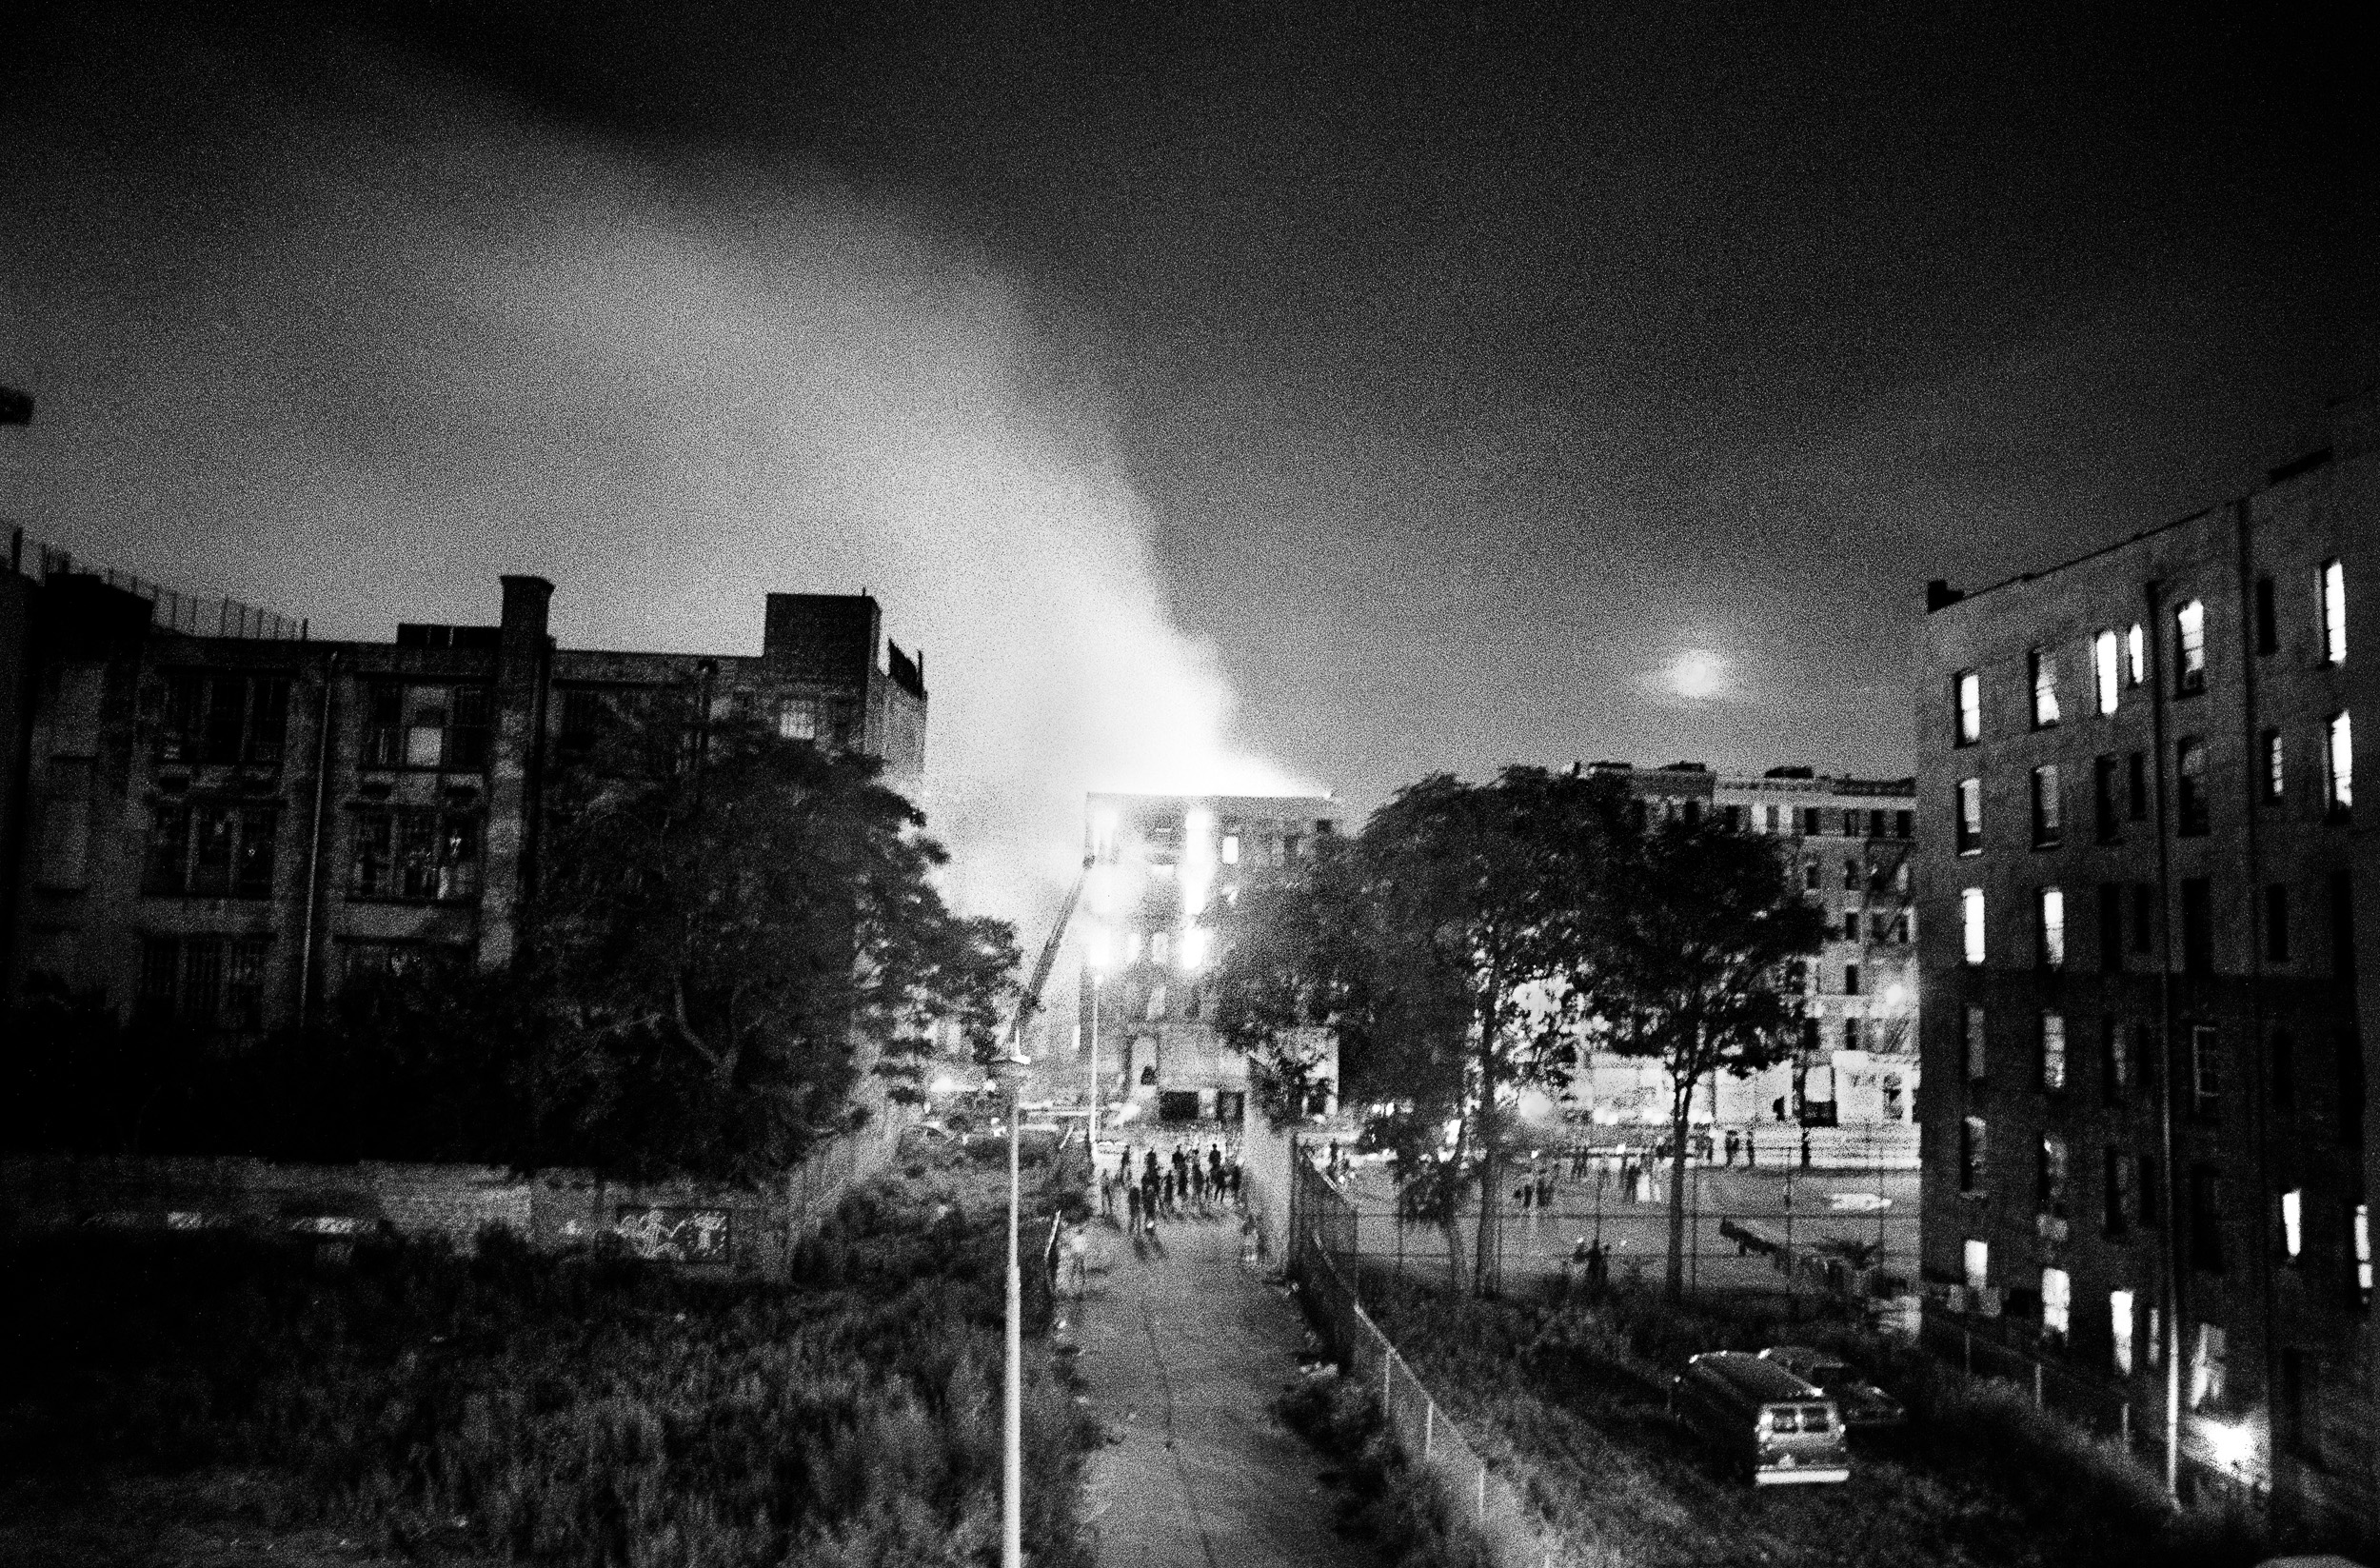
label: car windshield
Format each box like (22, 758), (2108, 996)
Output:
(1811, 1362), (1849, 1385)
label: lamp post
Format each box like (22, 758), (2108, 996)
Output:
(997, 1051), (1029, 1568)
(1087, 965), (1104, 1206)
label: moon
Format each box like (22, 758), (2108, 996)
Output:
(1669, 650), (1726, 700)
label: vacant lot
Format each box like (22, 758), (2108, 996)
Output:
(1348, 1266), (2321, 1568)
(0, 1148), (1090, 1568)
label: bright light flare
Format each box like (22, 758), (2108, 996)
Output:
(1180, 925), (1212, 970)
(1668, 650), (1726, 701)
(2200, 1419), (2254, 1473)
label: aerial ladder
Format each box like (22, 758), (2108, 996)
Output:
(1008, 852), (1097, 1060)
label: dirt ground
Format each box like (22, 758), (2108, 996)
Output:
(0, 1472), (491, 1568)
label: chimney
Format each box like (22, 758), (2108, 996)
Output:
(1926, 579), (1964, 613)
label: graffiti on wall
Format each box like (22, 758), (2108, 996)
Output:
(613, 1205), (733, 1262)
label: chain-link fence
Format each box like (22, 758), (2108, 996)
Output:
(1291, 1147), (1574, 1568)
(9, 528), (307, 641)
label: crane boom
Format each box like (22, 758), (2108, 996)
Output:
(1008, 854), (1096, 1053)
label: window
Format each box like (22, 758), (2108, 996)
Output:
(2140, 1155), (2161, 1231)
(2038, 1134), (2069, 1217)
(1803, 859), (1820, 890)
(2355, 1203), (2373, 1308)
(1842, 1017), (1863, 1051)
(2281, 1349), (2316, 1460)
(2111, 1290), (2136, 1375)
(2181, 879), (2213, 974)
(1150, 930), (1173, 963)
(2325, 711), (2354, 815)
(2255, 576), (2278, 655)
(2131, 883), (2154, 955)
(2263, 729), (2286, 803)
(1962, 889), (1986, 964)
(2041, 1012), (2067, 1091)
(143, 802), (278, 899)
(1963, 1237), (1990, 1292)
(2097, 884), (2124, 973)
(2283, 1188), (2304, 1260)
(1954, 670), (1981, 744)
(363, 683), (494, 770)
(1843, 963), (1860, 995)
(2318, 559), (2347, 665)
(2174, 600), (2207, 695)
(1802, 807), (1824, 836)
(2148, 1306), (2164, 1369)
(1955, 778), (1982, 854)
(2103, 1149), (2132, 1237)
(2031, 764), (2062, 847)
(2126, 624), (2147, 685)
(2038, 887), (2065, 969)
(2103, 1018), (2129, 1102)
(2191, 1168), (2226, 1274)
(2271, 1029), (2296, 1110)
(1842, 911), (1860, 942)
(2030, 648), (2060, 728)
(2041, 1267), (2071, 1343)
(2265, 885), (2291, 963)
(1960, 1116), (1988, 1193)
(134, 934), (270, 1028)
(1837, 810), (1856, 838)
(2126, 751), (2148, 820)
(1841, 857), (1859, 890)
(348, 807), (483, 901)
(156, 672), (290, 766)
(1220, 833), (1240, 865)
(776, 694), (823, 740)
(2191, 1322), (2227, 1408)
(2093, 756), (2119, 842)
(2176, 738), (2210, 835)
(2190, 1025), (2222, 1119)
(341, 941), (466, 986)
(2092, 629), (2120, 714)
(1964, 1005), (1988, 1081)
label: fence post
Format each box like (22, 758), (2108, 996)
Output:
(1383, 1343), (1393, 1405)
(2120, 1401), (2131, 1447)
(2033, 1363), (2043, 1408)
(1476, 1461), (1486, 1522)
(1424, 1401), (1435, 1459)
(1964, 1329), (1972, 1375)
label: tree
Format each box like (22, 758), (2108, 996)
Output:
(1581, 818), (1824, 1300)
(1214, 767), (1627, 1292)
(527, 700), (1017, 1184)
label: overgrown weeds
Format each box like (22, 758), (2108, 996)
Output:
(1273, 1376), (1492, 1568)
(1345, 1264), (2328, 1568)
(1, 1151), (1094, 1567)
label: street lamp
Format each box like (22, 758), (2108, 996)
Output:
(993, 1049), (1031, 1568)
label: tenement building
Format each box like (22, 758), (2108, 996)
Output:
(1079, 792), (1342, 1127)
(1566, 763), (1920, 1142)
(1916, 394), (2376, 1521)
(0, 556), (927, 1033)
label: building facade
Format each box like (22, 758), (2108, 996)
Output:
(1563, 763), (1920, 1138)
(1079, 792), (1342, 1126)
(1, 559), (927, 1033)
(1915, 394), (2376, 1521)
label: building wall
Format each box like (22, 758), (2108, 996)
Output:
(1, 575), (928, 1032)
(1915, 398), (2375, 1522)
(1080, 791), (1342, 1125)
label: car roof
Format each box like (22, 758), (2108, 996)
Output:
(1686, 1351), (1822, 1401)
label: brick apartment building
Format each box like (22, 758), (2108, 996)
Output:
(1915, 393), (2376, 1519)
(1565, 763), (1920, 1138)
(1079, 791), (1342, 1127)
(0, 551), (927, 1034)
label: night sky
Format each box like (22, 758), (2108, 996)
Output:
(5, 1), (2375, 928)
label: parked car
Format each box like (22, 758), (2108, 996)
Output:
(1758, 1345), (1907, 1432)
(1669, 1351), (1851, 1485)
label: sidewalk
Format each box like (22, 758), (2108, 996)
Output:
(1066, 1212), (1381, 1568)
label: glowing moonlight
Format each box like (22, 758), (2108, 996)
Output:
(1669, 650), (1725, 700)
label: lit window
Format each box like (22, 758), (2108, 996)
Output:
(2126, 624), (2147, 685)
(1220, 834), (1240, 865)
(2031, 764), (2061, 847)
(2111, 1289), (2136, 1375)
(1963, 1237), (1989, 1291)
(2282, 1188), (2303, 1260)
(2041, 1012), (2067, 1091)
(2093, 629), (2120, 715)
(2264, 730), (2286, 803)
(2039, 1134), (2069, 1217)
(1962, 888), (1986, 964)
(2030, 648), (2060, 727)
(1150, 930), (1172, 964)
(2357, 1204), (2373, 1306)
(2175, 600), (2207, 694)
(2039, 887), (2065, 969)
(1960, 1117), (1988, 1192)
(2318, 559), (2347, 665)
(1955, 778), (1982, 854)
(2177, 738), (2210, 835)
(2042, 1267), (2072, 1342)
(1955, 670), (1981, 744)
(2191, 1025), (2222, 1118)
(1963, 1004), (1987, 1081)
(2191, 1322), (2227, 1409)
(2327, 712), (2354, 814)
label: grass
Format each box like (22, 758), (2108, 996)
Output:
(1273, 1374), (1493, 1568)
(1344, 1264), (2319, 1568)
(0, 1147), (1094, 1567)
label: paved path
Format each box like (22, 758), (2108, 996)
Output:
(1065, 1212), (1381, 1568)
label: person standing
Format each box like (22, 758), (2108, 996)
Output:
(1125, 1180), (1142, 1231)
(1099, 1167), (1115, 1221)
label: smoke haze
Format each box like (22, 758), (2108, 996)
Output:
(0, 14), (1306, 935)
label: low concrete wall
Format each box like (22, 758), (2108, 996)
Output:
(0, 1114), (905, 1274)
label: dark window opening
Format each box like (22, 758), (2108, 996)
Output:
(2181, 880), (2213, 975)
(2190, 1166), (2226, 1273)
(2176, 739), (2210, 836)
(2094, 756), (2120, 842)
(2127, 751), (2149, 821)
(156, 672), (291, 767)
(2098, 884), (2124, 974)
(2254, 576), (2278, 655)
(2265, 885), (2291, 963)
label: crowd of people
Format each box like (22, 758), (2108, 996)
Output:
(1100, 1140), (1247, 1238)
